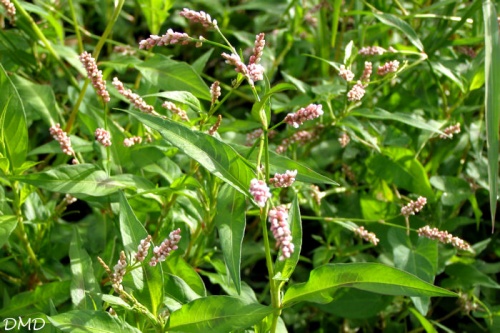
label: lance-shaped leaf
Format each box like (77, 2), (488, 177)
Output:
(373, 12), (424, 51)
(283, 263), (456, 307)
(166, 296), (274, 333)
(48, 310), (141, 333)
(122, 109), (255, 197)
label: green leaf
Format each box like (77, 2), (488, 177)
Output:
(136, 0), (174, 35)
(317, 289), (392, 319)
(350, 108), (446, 136)
(166, 296), (274, 333)
(70, 228), (101, 310)
(233, 144), (337, 185)
(430, 61), (466, 93)
(274, 195), (302, 280)
(483, 0), (500, 230)
(251, 83), (297, 123)
(282, 263), (456, 307)
(164, 253), (207, 298)
(146, 91), (203, 114)
(0, 215), (17, 248)
(409, 307), (438, 333)
(48, 310), (141, 333)
(367, 147), (434, 199)
(0, 64), (28, 173)
(430, 176), (473, 206)
(215, 184), (246, 294)
(10, 164), (129, 196)
(0, 280), (71, 317)
(164, 273), (203, 310)
(118, 192), (163, 316)
(122, 109), (255, 197)
(373, 12), (424, 51)
(135, 54), (211, 101)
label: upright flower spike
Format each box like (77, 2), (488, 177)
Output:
(180, 8), (217, 28)
(135, 235), (152, 262)
(210, 81), (221, 104)
(268, 206), (294, 260)
(401, 196), (427, 216)
(112, 77), (157, 115)
(347, 81), (366, 102)
(149, 229), (181, 266)
(270, 170), (298, 188)
(95, 128), (112, 147)
(1, 0), (15, 24)
(249, 179), (271, 208)
(208, 115), (222, 136)
(49, 124), (74, 156)
(221, 53), (250, 77)
(377, 60), (400, 76)
(79, 51), (110, 103)
(360, 61), (372, 82)
(339, 65), (355, 81)
(111, 251), (127, 292)
(249, 33), (265, 65)
(139, 29), (191, 49)
(284, 104), (324, 128)
(417, 226), (471, 250)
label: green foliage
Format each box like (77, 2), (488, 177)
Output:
(0, 0), (498, 332)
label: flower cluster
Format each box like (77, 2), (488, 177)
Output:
(439, 123), (461, 139)
(377, 60), (400, 76)
(222, 33), (266, 85)
(162, 101), (189, 121)
(95, 128), (112, 147)
(284, 104), (324, 128)
(358, 46), (386, 56)
(1, 0), (15, 24)
(354, 226), (379, 245)
(111, 251), (127, 291)
(268, 206), (294, 260)
(208, 115), (222, 136)
(79, 51), (110, 103)
(123, 136), (142, 147)
(245, 128), (277, 146)
(135, 235), (152, 262)
(210, 81), (221, 104)
(149, 228), (182, 266)
(222, 53), (249, 76)
(417, 226), (471, 250)
(270, 170), (297, 188)
(249, 179), (271, 208)
(401, 196), (427, 216)
(360, 61), (372, 82)
(347, 81), (366, 102)
(276, 129), (319, 154)
(64, 194), (77, 205)
(49, 124), (74, 156)
(339, 65), (355, 81)
(139, 29), (191, 49)
(180, 8), (217, 28)
(338, 132), (350, 147)
(112, 77), (157, 115)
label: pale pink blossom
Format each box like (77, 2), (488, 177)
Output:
(339, 65), (355, 81)
(270, 170), (297, 188)
(284, 104), (323, 128)
(249, 179), (271, 208)
(180, 8), (217, 28)
(123, 136), (142, 147)
(112, 77), (157, 115)
(354, 226), (379, 245)
(149, 229), (181, 266)
(268, 206), (294, 260)
(439, 123), (461, 139)
(360, 61), (372, 82)
(1, 0), (15, 24)
(111, 251), (127, 291)
(338, 132), (350, 147)
(221, 53), (249, 77)
(401, 196), (427, 216)
(135, 235), (152, 262)
(162, 101), (189, 121)
(249, 33), (265, 65)
(248, 63), (264, 82)
(358, 46), (386, 56)
(417, 226), (470, 250)
(49, 124), (74, 156)
(95, 128), (111, 147)
(79, 51), (110, 103)
(347, 81), (366, 102)
(139, 29), (191, 49)
(208, 115), (222, 136)
(377, 60), (400, 76)
(210, 81), (221, 104)
(276, 130), (318, 154)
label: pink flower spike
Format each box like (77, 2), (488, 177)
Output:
(284, 104), (323, 128)
(135, 235), (152, 262)
(208, 115), (222, 136)
(49, 124), (74, 156)
(79, 51), (110, 103)
(417, 226), (470, 251)
(358, 46), (386, 56)
(149, 229), (182, 266)
(123, 136), (142, 147)
(354, 226), (379, 245)
(112, 77), (158, 115)
(221, 53), (249, 77)
(162, 101), (189, 121)
(249, 178), (271, 208)
(270, 170), (298, 188)
(95, 128), (112, 147)
(249, 33), (265, 65)
(1, 0), (16, 24)
(440, 123), (461, 139)
(210, 81), (221, 104)
(377, 60), (400, 76)
(339, 65), (355, 81)
(139, 29), (191, 49)
(360, 61), (372, 82)
(180, 8), (217, 28)
(347, 81), (366, 102)
(268, 205), (294, 260)
(401, 196), (427, 216)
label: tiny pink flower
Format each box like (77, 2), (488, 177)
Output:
(249, 33), (265, 65)
(358, 46), (386, 56)
(112, 77), (157, 115)
(149, 229), (181, 266)
(249, 178), (271, 208)
(347, 81), (366, 102)
(79, 51), (110, 103)
(338, 132), (350, 147)
(179, 8), (217, 28)
(248, 63), (264, 82)
(354, 226), (379, 245)
(339, 65), (355, 81)
(135, 235), (152, 262)
(401, 196), (427, 216)
(222, 53), (249, 77)
(139, 29), (191, 49)
(417, 226), (470, 250)
(360, 61), (372, 82)
(268, 205), (294, 260)
(210, 81), (221, 104)
(377, 60), (400, 76)
(111, 251), (127, 290)
(95, 128), (112, 147)
(123, 136), (142, 147)
(284, 104), (323, 128)
(162, 101), (189, 121)
(49, 123), (74, 156)
(270, 170), (297, 188)
(439, 123), (460, 139)
(1, 0), (16, 24)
